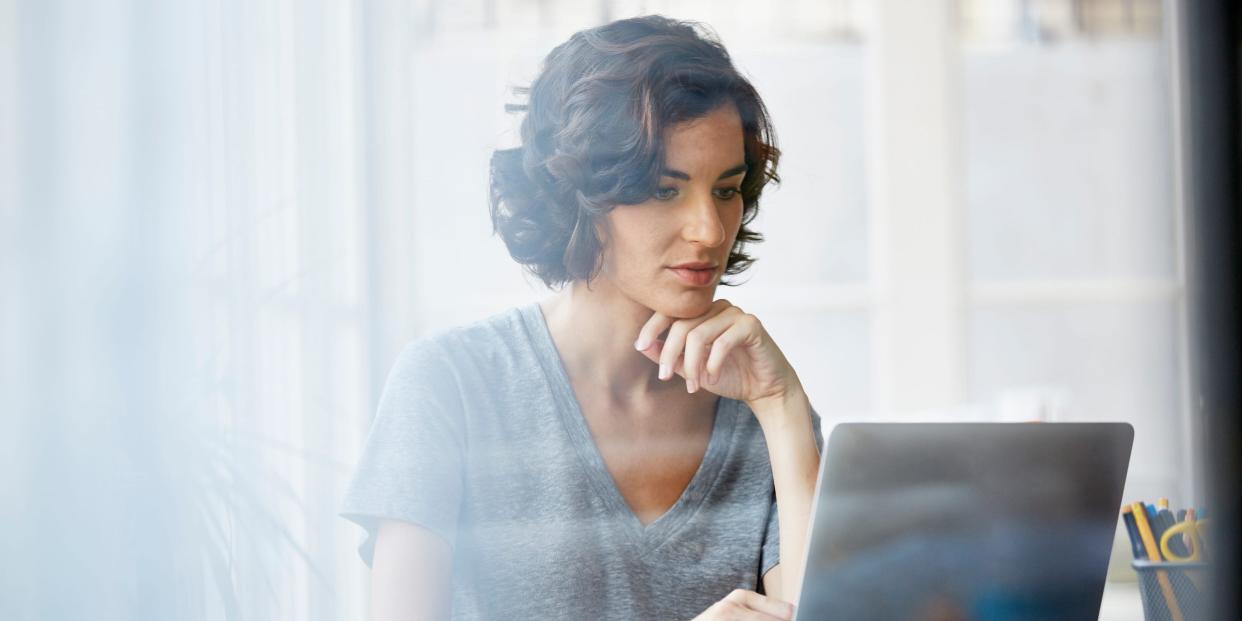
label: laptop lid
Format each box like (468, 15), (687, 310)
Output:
(793, 422), (1134, 621)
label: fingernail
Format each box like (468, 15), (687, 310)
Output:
(686, 379), (697, 393)
(634, 337), (648, 351)
(659, 363), (669, 380)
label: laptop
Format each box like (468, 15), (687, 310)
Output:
(793, 422), (1134, 621)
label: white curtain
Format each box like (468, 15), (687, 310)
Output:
(1, 1), (410, 617)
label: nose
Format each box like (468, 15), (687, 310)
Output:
(681, 190), (726, 248)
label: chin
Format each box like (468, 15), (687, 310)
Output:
(655, 289), (717, 319)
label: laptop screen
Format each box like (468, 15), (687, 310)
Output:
(794, 422), (1133, 621)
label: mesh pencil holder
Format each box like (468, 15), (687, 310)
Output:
(1132, 560), (1212, 621)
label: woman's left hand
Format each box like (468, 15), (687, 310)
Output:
(633, 299), (802, 412)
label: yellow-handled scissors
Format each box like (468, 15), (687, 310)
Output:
(1160, 517), (1210, 562)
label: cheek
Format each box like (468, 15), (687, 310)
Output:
(603, 210), (664, 264)
(725, 202), (744, 242)
(609, 232), (662, 279)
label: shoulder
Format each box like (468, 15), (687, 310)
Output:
(389, 303), (539, 382)
(379, 304), (537, 411)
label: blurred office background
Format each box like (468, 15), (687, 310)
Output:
(0, 0), (1200, 618)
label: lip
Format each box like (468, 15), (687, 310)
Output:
(669, 261), (718, 270)
(668, 266), (717, 287)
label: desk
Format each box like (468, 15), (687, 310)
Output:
(1098, 580), (1144, 620)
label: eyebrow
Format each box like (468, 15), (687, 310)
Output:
(661, 162), (749, 181)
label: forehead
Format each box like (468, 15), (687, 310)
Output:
(662, 103), (745, 169)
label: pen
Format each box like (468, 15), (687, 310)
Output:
(1121, 505), (1146, 560)
(1132, 501), (1185, 621)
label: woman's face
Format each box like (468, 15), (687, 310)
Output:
(594, 103), (747, 319)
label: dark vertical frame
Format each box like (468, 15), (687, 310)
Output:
(1181, 0), (1242, 618)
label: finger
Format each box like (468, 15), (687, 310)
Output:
(658, 317), (700, 382)
(681, 334), (707, 393)
(724, 589), (794, 621)
(683, 306), (744, 391)
(704, 320), (753, 385)
(634, 311), (675, 353)
(658, 301), (734, 384)
(640, 337), (680, 380)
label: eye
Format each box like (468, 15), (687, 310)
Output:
(654, 187), (679, 201)
(714, 187), (741, 200)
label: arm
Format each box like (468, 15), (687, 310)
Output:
(371, 520), (452, 621)
(751, 384), (820, 604)
(342, 338), (466, 620)
(634, 301), (822, 606)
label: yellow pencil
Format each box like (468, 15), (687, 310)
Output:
(1132, 502), (1184, 621)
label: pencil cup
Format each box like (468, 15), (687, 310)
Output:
(1132, 560), (1212, 621)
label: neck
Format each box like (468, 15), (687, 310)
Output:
(539, 279), (683, 408)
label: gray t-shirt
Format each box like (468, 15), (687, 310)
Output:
(340, 302), (822, 620)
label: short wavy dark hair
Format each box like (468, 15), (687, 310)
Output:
(488, 15), (780, 289)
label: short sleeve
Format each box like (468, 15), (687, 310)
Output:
(339, 335), (466, 567)
(759, 406), (824, 579)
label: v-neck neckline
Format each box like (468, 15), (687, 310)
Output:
(519, 301), (736, 552)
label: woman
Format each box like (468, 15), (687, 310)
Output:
(341, 15), (822, 621)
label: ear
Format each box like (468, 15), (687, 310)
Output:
(590, 214), (615, 266)
(577, 215), (608, 288)
(592, 210), (613, 243)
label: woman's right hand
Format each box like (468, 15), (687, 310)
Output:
(691, 589), (794, 621)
